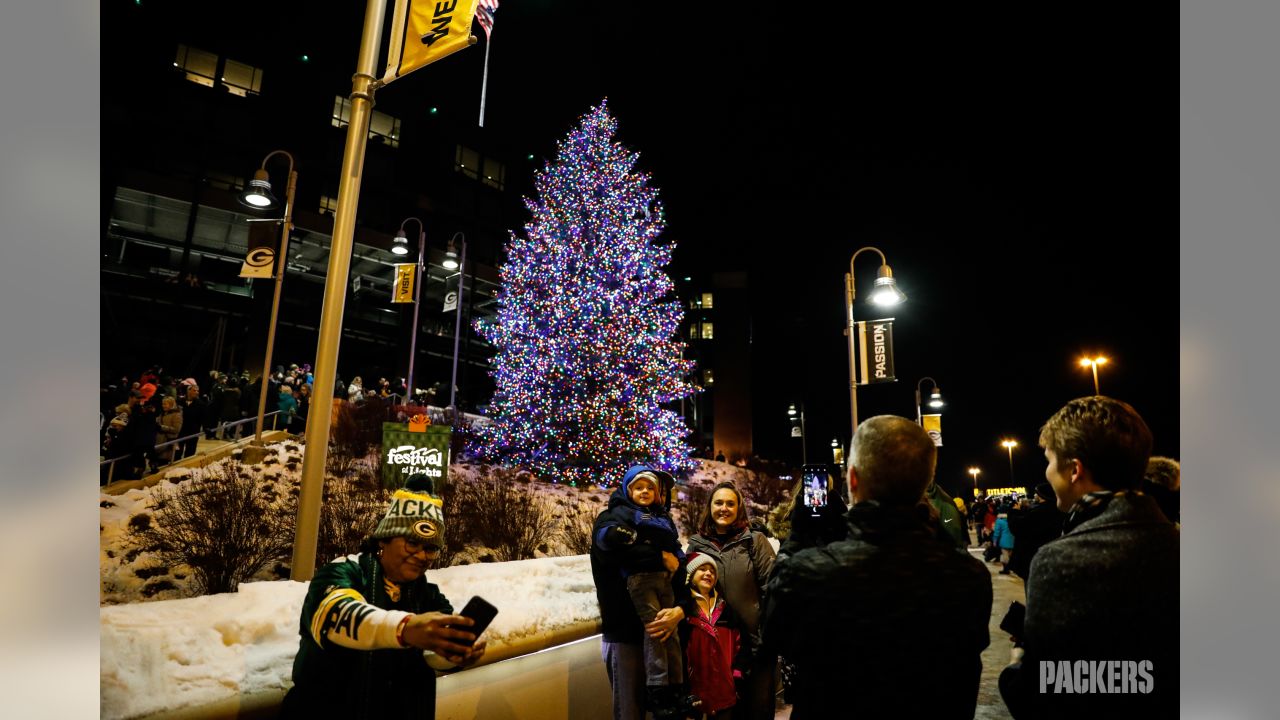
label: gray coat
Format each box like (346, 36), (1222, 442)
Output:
(1000, 491), (1178, 718)
(686, 528), (775, 647)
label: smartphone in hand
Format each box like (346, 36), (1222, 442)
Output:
(455, 596), (498, 645)
(801, 464), (834, 517)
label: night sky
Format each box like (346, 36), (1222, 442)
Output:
(141, 2), (1176, 494)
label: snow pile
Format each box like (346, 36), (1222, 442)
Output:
(100, 555), (596, 720)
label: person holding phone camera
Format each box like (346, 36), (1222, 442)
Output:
(686, 481), (778, 720)
(282, 474), (486, 719)
(762, 416), (992, 719)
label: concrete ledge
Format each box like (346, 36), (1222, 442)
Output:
(130, 620), (604, 720)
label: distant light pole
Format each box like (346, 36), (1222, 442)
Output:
(1000, 439), (1019, 485)
(844, 246), (907, 438)
(445, 232), (467, 424)
(238, 149), (297, 456)
(968, 466), (981, 493)
(914, 376), (944, 425)
(788, 402), (807, 464)
(391, 218), (426, 401)
(1079, 355), (1109, 395)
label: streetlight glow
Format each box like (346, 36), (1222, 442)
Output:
(390, 230), (411, 255)
(1079, 355), (1109, 394)
(1000, 439), (1018, 485)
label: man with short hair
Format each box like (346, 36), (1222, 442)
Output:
(999, 396), (1178, 718)
(762, 415), (992, 719)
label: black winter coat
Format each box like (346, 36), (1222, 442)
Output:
(762, 501), (992, 720)
(1006, 501), (1066, 580)
(1000, 491), (1178, 719)
(590, 485), (693, 644)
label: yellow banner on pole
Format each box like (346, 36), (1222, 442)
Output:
(392, 263), (416, 303)
(922, 413), (943, 447)
(382, 0), (480, 84)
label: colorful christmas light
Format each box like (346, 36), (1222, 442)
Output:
(475, 101), (698, 486)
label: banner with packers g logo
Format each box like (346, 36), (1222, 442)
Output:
(381, 421), (452, 490)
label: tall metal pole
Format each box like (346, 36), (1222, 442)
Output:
(1006, 446), (1016, 485)
(292, 0), (385, 581)
(1091, 363), (1100, 395)
(448, 234), (467, 423)
(799, 404), (808, 465)
(403, 219), (426, 402)
(251, 154), (296, 448)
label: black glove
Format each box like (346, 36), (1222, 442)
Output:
(603, 525), (637, 546)
(783, 492), (849, 554)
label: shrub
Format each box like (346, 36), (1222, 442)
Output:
(127, 460), (295, 596)
(676, 483), (711, 538)
(444, 468), (559, 562)
(560, 505), (597, 555)
(315, 476), (389, 567)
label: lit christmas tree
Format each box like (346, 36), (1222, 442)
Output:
(476, 101), (697, 486)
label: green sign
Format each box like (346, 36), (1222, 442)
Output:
(380, 422), (452, 490)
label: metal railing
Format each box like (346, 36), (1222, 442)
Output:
(99, 410), (286, 486)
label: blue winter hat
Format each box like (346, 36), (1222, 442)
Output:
(621, 464), (674, 494)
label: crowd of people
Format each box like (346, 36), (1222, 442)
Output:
(105, 381), (1178, 718)
(581, 395), (1180, 719)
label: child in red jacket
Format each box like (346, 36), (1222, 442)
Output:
(681, 552), (743, 720)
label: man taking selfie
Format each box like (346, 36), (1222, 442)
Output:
(762, 415), (992, 719)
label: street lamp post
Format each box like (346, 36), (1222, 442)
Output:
(392, 218), (426, 401)
(914, 376), (944, 425)
(844, 247), (906, 437)
(968, 466), (981, 493)
(1079, 355), (1108, 395)
(238, 149), (297, 460)
(1000, 439), (1019, 485)
(445, 232), (467, 424)
(788, 402), (807, 464)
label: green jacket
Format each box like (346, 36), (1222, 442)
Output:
(927, 483), (968, 548)
(281, 549), (453, 719)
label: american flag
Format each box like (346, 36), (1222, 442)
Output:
(476, 0), (499, 40)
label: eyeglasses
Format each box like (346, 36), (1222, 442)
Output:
(403, 538), (441, 556)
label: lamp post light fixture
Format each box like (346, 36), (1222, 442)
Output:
(1079, 355), (1109, 395)
(844, 246), (906, 437)
(394, 218), (426, 401)
(914, 376), (944, 425)
(968, 466), (981, 489)
(446, 232), (468, 424)
(787, 402), (807, 464)
(1000, 439), (1019, 485)
(237, 149), (297, 459)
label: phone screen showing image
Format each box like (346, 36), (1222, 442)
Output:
(802, 467), (829, 513)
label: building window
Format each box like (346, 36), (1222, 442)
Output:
(175, 44), (217, 88)
(700, 322), (714, 340)
(221, 58), (263, 97)
(175, 45), (262, 96)
(455, 145), (481, 180)
(689, 324), (700, 340)
(701, 292), (714, 309)
(332, 96), (401, 148)
(319, 195), (338, 215)
(455, 145), (505, 190)
(703, 369), (715, 386)
(482, 156), (506, 190)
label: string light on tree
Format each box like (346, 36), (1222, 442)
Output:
(475, 101), (698, 486)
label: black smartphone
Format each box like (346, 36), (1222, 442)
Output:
(800, 464), (833, 516)
(456, 596), (498, 644)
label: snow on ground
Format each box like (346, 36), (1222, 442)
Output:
(100, 555), (598, 720)
(99, 443), (784, 718)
